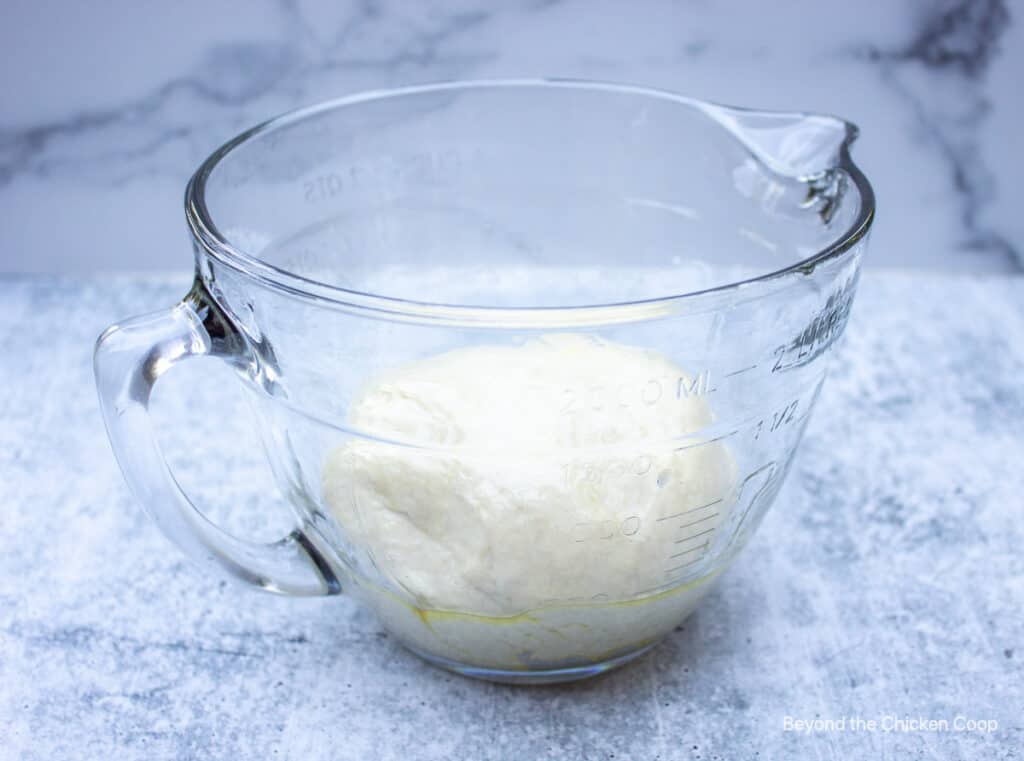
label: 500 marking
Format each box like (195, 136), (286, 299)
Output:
(572, 516), (642, 543)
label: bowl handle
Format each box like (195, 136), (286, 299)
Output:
(94, 280), (340, 596)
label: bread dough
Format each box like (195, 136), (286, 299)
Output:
(321, 334), (736, 669)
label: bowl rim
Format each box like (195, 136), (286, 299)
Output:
(185, 78), (875, 326)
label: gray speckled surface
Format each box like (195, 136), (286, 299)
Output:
(1, 272), (1021, 759)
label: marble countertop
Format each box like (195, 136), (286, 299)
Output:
(1, 271), (1021, 759)
(1, 0), (1021, 274)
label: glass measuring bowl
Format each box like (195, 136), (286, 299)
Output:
(94, 80), (874, 684)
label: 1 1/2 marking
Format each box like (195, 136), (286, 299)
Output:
(753, 399), (799, 440)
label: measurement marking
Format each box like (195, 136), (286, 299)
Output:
(665, 556), (705, 574)
(669, 542), (709, 560)
(675, 513), (720, 532)
(673, 527), (715, 544)
(738, 227), (779, 252)
(627, 196), (698, 219)
(674, 431), (738, 452)
(656, 498), (723, 522)
(724, 364), (758, 378)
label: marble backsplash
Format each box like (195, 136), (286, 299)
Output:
(0, 0), (1020, 273)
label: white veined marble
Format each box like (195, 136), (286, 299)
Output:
(0, 0), (1019, 273)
